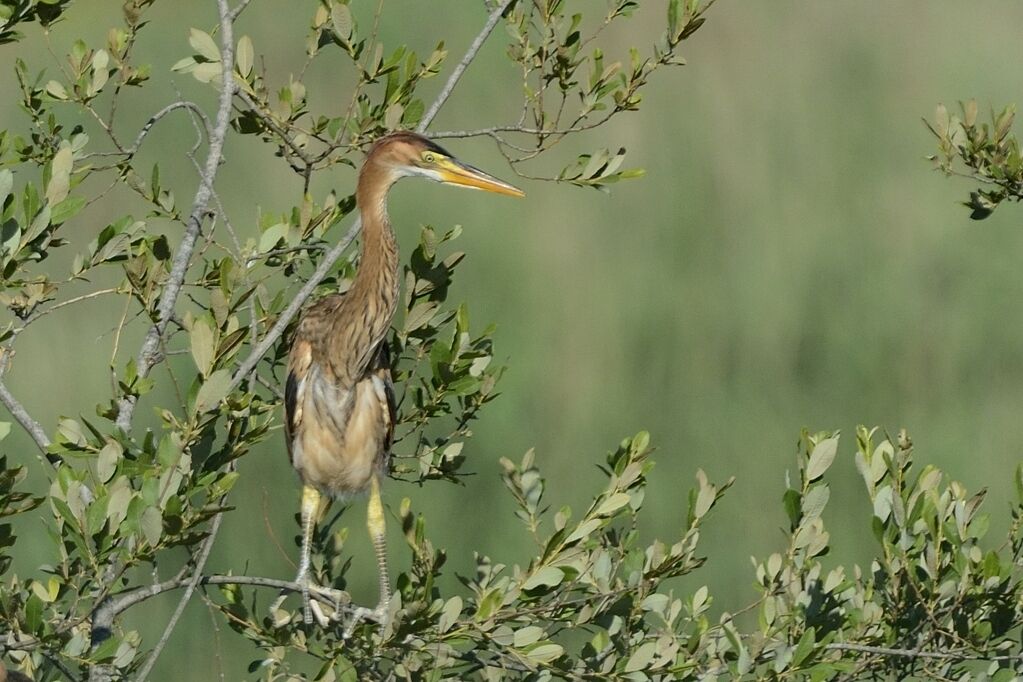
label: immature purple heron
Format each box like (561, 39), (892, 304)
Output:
(275, 132), (523, 630)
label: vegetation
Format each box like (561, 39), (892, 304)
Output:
(1, 1), (1023, 680)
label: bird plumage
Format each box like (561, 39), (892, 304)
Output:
(275, 131), (522, 630)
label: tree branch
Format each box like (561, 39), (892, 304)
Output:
(825, 641), (1023, 662)
(132, 512), (224, 682)
(96, 573), (355, 623)
(88, 2), (239, 680)
(113, 0), (238, 433)
(127, 101), (212, 158)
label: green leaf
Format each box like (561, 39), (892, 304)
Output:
(791, 626), (816, 668)
(595, 491), (630, 517)
(194, 369), (231, 414)
(90, 49), (110, 96)
(236, 35), (253, 77)
(806, 436), (838, 481)
(565, 518), (600, 545)
(404, 301), (439, 332)
(0, 169), (12, 204)
(801, 484), (829, 521)
(190, 317), (216, 376)
(437, 595), (461, 633)
(189, 28), (220, 62)
(45, 80), (68, 99)
(106, 482), (131, 529)
(624, 641), (657, 672)
(140, 506), (162, 546)
(258, 222), (287, 253)
(25, 594), (43, 633)
(693, 478), (715, 518)
(525, 643), (563, 664)
(513, 626), (545, 648)
(331, 4), (353, 40)
(51, 196), (85, 225)
(96, 440), (121, 483)
(24, 203), (51, 244)
(522, 565), (563, 591)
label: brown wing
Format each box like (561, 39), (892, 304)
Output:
(284, 295), (344, 461)
(369, 339), (396, 474)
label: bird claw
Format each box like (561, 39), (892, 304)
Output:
(342, 598), (390, 639)
(268, 579), (350, 628)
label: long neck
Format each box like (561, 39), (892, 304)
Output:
(328, 160), (400, 383)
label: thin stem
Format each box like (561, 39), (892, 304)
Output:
(133, 513), (225, 682)
(825, 642), (1023, 663)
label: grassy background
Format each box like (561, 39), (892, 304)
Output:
(5, 1), (1023, 678)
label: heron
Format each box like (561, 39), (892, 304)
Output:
(273, 131), (523, 630)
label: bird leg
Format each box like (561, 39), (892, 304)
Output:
(296, 484), (319, 624)
(342, 473), (391, 638)
(269, 485), (347, 627)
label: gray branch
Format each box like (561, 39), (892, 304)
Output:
(96, 573), (355, 624)
(127, 101), (212, 157)
(132, 512), (224, 682)
(113, 0), (239, 433)
(824, 641), (1023, 662)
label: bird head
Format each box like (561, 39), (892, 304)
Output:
(366, 132), (524, 197)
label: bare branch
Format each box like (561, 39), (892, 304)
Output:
(127, 101), (212, 158)
(113, 0), (239, 432)
(98, 573), (356, 621)
(417, 0), (516, 132)
(133, 513), (225, 682)
(429, 120), (609, 140)
(825, 642), (1023, 662)
(228, 0), (253, 21)
(41, 650), (82, 682)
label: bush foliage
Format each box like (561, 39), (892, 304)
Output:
(1, 1), (1022, 681)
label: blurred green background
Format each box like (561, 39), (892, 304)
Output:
(6, 1), (1023, 678)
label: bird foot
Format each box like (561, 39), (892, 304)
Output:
(268, 578), (350, 628)
(342, 598), (391, 639)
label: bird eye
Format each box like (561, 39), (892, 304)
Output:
(423, 152), (436, 163)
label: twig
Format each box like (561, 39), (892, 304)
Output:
(98, 573), (354, 620)
(229, 0), (514, 392)
(417, 0), (515, 132)
(127, 101), (212, 158)
(113, 0), (238, 433)
(229, 0), (253, 21)
(41, 649), (83, 682)
(17, 288), (121, 329)
(133, 513), (225, 682)
(825, 641), (1023, 662)
(429, 120), (609, 140)
(245, 243), (327, 263)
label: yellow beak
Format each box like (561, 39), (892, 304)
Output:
(437, 159), (525, 197)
